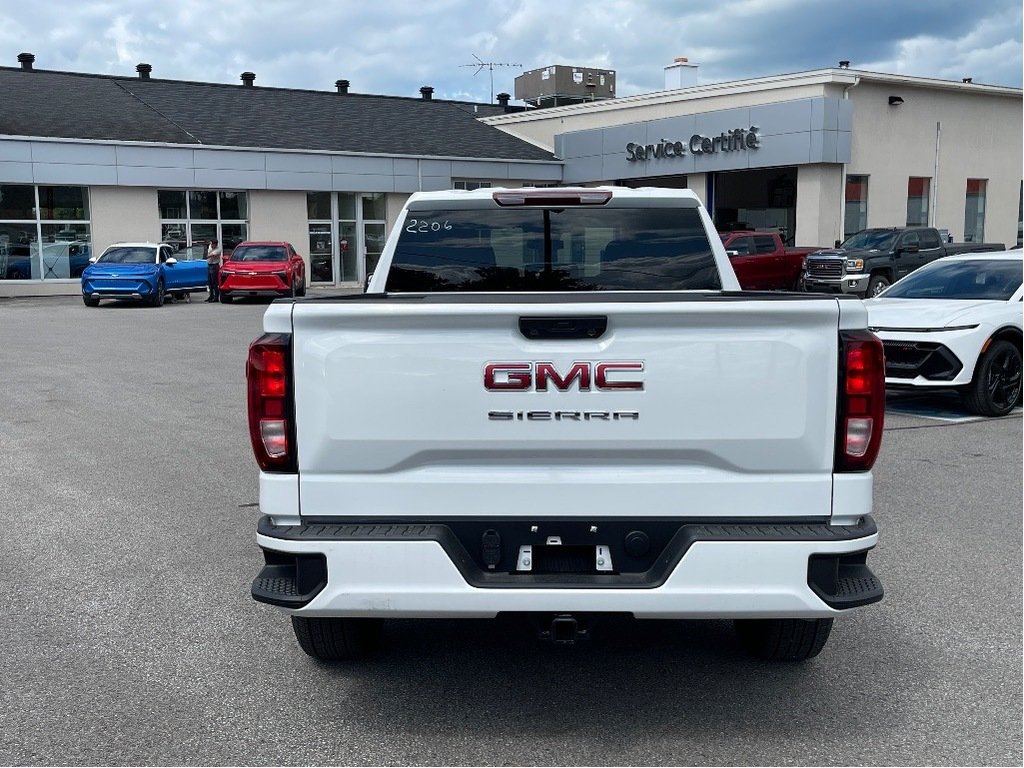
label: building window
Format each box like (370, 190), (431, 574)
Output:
(964, 179), (987, 243)
(844, 175), (868, 238)
(306, 192), (387, 285)
(906, 177), (930, 226)
(0, 184), (92, 281)
(158, 189), (248, 253)
(452, 180), (493, 191)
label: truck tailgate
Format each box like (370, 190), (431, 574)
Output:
(289, 296), (843, 520)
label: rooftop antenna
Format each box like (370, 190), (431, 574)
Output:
(459, 54), (522, 103)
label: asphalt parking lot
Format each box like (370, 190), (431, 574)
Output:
(1, 294), (1020, 766)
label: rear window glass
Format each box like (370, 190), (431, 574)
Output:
(232, 245), (287, 262)
(385, 206), (720, 292)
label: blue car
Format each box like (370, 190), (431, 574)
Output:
(81, 242), (208, 307)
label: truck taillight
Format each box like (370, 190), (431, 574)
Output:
(247, 333), (296, 472)
(836, 330), (885, 472)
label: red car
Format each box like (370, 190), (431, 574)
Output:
(218, 241), (307, 302)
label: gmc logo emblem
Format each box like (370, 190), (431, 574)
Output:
(484, 361), (645, 391)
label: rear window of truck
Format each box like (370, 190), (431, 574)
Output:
(385, 207), (721, 292)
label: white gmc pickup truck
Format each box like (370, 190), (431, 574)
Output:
(248, 187), (884, 663)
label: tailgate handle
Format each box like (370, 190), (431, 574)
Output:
(519, 316), (608, 340)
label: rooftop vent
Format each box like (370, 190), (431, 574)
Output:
(496, 92), (510, 108)
(136, 63), (152, 79)
(240, 71), (256, 87)
(838, 60), (850, 69)
(962, 77), (973, 83)
(335, 79), (350, 94)
(420, 86), (434, 100)
(664, 57), (698, 90)
(17, 52), (34, 71)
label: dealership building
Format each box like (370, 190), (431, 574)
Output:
(1, 54), (1020, 297)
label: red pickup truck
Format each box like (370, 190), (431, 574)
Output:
(719, 231), (821, 291)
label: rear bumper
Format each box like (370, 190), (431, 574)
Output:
(253, 516), (882, 619)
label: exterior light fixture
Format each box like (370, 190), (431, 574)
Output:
(888, 96), (904, 106)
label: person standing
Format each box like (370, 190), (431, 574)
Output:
(206, 239), (223, 302)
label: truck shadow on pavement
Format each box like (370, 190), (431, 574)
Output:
(295, 615), (888, 751)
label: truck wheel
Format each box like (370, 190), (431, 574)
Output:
(867, 274), (890, 297)
(734, 618), (833, 661)
(291, 616), (382, 661)
(83, 295), (100, 307)
(963, 340), (1022, 417)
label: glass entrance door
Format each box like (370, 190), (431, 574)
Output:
(306, 192), (388, 286)
(362, 222), (386, 284)
(339, 222), (358, 283)
(309, 223), (333, 283)
(360, 193), (387, 286)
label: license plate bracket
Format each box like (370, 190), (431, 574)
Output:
(515, 543), (614, 574)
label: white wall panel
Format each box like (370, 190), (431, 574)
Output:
(247, 190), (309, 269)
(450, 161), (510, 178)
(90, 187), (160, 254)
(30, 142), (116, 165)
(0, 161), (34, 183)
(330, 155), (394, 175)
(265, 152), (331, 173)
(266, 171), (332, 191)
(116, 166), (196, 187)
(0, 141), (32, 162)
(193, 149), (266, 171)
(33, 163), (118, 185)
(331, 173), (393, 192)
(193, 168), (267, 189)
(393, 158), (418, 176)
(115, 145), (195, 168)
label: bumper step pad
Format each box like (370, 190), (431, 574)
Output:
(251, 552), (328, 608)
(808, 552), (884, 609)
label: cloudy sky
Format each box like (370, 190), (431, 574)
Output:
(2, 0), (1021, 102)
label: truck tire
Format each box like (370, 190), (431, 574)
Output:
(291, 616), (382, 661)
(866, 274), (890, 297)
(734, 618), (833, 661)
(963, 340), (1022, 417)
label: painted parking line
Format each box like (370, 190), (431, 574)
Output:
(886, 393), (1022, 423)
